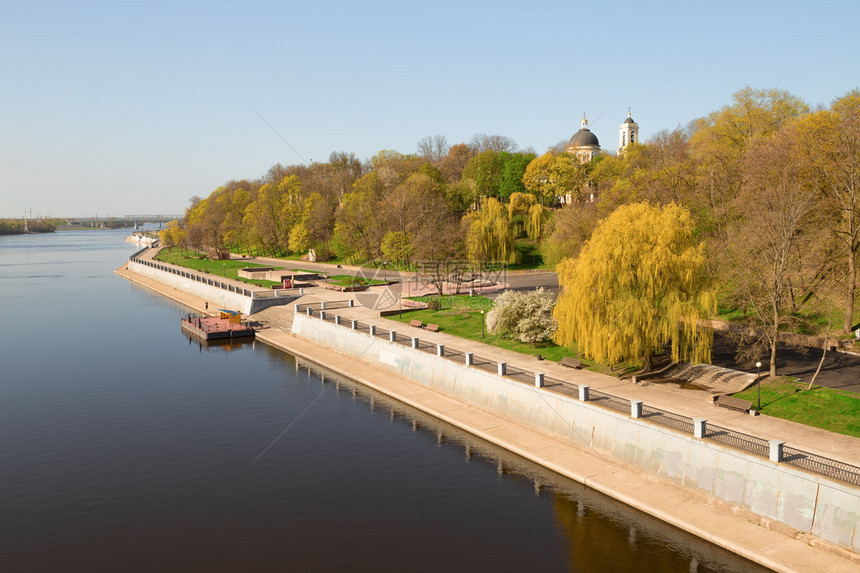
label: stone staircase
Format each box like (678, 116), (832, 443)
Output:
(664, 363), (757, 394)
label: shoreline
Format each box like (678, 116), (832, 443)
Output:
(115, 262), (860, 572)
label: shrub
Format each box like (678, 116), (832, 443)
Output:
(486, 287), (556, 343)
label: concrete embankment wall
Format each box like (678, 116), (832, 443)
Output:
(128, 260), (296, 315)
(292, 312), (860, 553)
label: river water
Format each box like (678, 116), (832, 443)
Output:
(0, 230), (769, 572)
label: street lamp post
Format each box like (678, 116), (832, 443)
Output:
(481, 310), (485, 338)
(756, 361), (762, 410)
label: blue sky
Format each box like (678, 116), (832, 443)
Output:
(1, 0), (858, 217)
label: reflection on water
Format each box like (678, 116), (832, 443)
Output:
(0, 230), (769, 572)
(293, 359), (766, 573)
(182, 330), (257, 353)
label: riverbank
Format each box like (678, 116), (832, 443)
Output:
(115, 263), (860, 572)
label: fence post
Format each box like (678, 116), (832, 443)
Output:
(631, 400), (643, 419)
(335, 315), (341, 325)
(497, 362), (506, 376)
(319, 310), (326, 320)
(579, 385), (589, 402)
(769, 440), (784, 463)
(535, 373), (544, 388)
(349, 300), (355, 307)
(350, 319), (357, 330)
(306, 307), (312, 316)
(299, 288), (304, 295)
(294, 304), (301, 313)
(369, 325), (376, 335)
(411, 337), (419, 349)
(389, 331), (397, 342)
(693, 418), (707, 439)
(437, 344), (445, 357)
(465, 352), (473, 366)
(320, 301), (327, 310)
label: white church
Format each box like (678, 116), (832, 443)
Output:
(557, 109), (639, 204)
(565, 109), (639, 161)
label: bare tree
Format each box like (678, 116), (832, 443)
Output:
(469, 133), (517, 153)
(417, 135), (449, 163)
(722, 124), (821, 376)
(264, 163), (290, 184)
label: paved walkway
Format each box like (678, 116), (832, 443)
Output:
(242, 252), (860, 392)
(258, 285), (860, 469)
(711, 333), (860, 394)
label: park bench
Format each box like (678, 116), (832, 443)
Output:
(426, 323), (440, 332)
(714, 395), (752, 413)
(560, 357), (582, 369)
(409, 319), (424, 329)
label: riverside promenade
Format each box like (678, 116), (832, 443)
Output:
(115, 266), (860, 572)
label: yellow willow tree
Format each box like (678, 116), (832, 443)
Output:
(554, 202), (715, 368)
(463, 198), (516, 263)
(526, 203), (546, 241)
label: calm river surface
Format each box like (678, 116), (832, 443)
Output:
(0, 230), (769, 572)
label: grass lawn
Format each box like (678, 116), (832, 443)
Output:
(732, 378), (860, 438)
(155, 248), (283, 287)
(325, 274), (388, 287)
(388, 295), (623, 374)
(507, 239), (553, 271)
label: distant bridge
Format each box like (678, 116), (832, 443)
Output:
(64, 215), (183, 228)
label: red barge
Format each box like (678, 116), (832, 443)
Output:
(180, 310), (255, 341)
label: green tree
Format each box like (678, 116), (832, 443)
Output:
(462, 150), (502, 206)
(689, 86), (808, 239)
(334, 172), (384, 262)
(800, 90), (860, 332)
(522, 152), (586, 205)
(158, 220), (185, 250)
(554, 202), (715, 368)
(301, 191), (335, 248)
(217, 187), (252, 254)
(498, 151), (536, 200)
(381, 230), (414, 269)
(242, 176), (301, 255)
(442, 179), (475, 214)
(288, 222), (310, 254)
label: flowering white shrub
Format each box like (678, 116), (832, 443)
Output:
(485, 287), (557, 343)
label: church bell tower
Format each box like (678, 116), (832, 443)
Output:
(618, 108), (638, 154)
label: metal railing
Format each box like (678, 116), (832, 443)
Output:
(783, 446), (860, 486)
(297, 309), (860, 487)
(705, 424), (770, 458)
(295, 300), (353, 312)
(129, 253), (261, 298)
(588, 389), (631, 414)
(641, 404), (694, 434)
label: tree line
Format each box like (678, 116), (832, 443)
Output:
(165, 87), (860, 373)
(0, 219), (58, 235)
